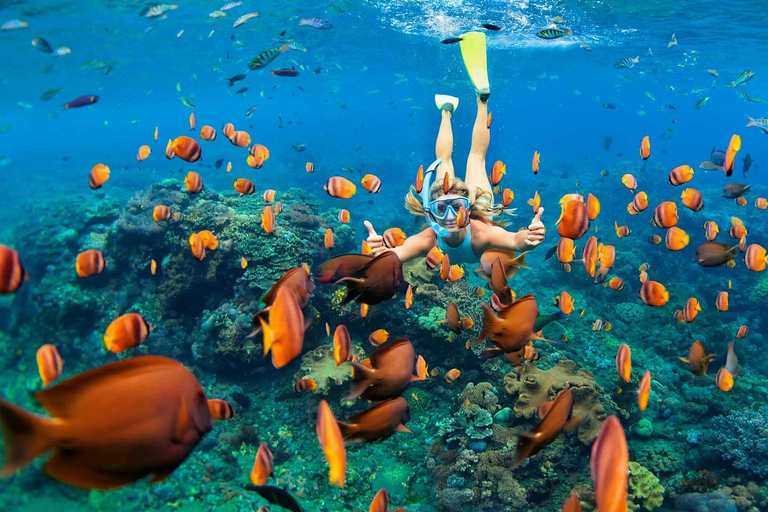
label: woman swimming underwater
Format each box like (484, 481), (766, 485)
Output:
(363, 32), (546, 264)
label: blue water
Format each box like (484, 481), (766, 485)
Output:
(1, 0), (767, 510)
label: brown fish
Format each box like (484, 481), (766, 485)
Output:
(488, 257), (514, 307)
(0, 356), (211, 489)
(347, 338), (415, 401)
(475, 249), (527, 280)
(516, 389), (576, 465)
(694, 242), (738, 267)
(437, 302), (474, 334)
(316, 252), (404, 305)
(336, 397), (411, 446)
(473, 294), (546, 355)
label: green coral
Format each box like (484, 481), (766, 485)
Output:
(749, 272), (768, 303)
(436, 406), (494, 443)
(417, 306), (448, 337)
(628, 461), (665, 511)
(405, 387), (432, 416)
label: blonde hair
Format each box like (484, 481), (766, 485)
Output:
(404, 176), (510, 227)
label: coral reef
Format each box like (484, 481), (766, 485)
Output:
(700, 406), (768, 477)
(503, 358), (608, 443)
(294, 343), (365, 393)
(628, 461), (665, 511)
(675, 492), (737, 512)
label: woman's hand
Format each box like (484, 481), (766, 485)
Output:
(364, 220), (389, 256)
(523, 207), (545, 248)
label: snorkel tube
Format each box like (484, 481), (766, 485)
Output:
(421, 158), (449, 237)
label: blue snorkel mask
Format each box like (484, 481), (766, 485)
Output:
(421, 159), (471, 237)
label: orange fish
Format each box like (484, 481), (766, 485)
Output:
(665, 226), (689, 251)
(189, 112), (196, 130)
(745, 243), (768, 271)
(639, 135), (650, 160)
(638, 370), (651, 411)
(153, 126), (158, 141)
(456, 206), (469, 228)
(729, 217), (747, 239)
(152, 205), (172, 222)
(616, 344), (631, 383)
(189, 233), (206, 261)
(241, 257), (248, 269)
(439, 254), (451, 280)
(704, 221), (719, 241)
(582, 236), (598, 277)
(414, 165), (424, 193)
(755, 198), (767, 210)
(668, 165), (694, 185)
(361, 240), (372, 255)
(447, 264), (464, 282)
(184, 171), (203, 193)
(369, 489), (390, 512)
(680, 340), (715, 375)
(306, 162), (315, 173)
(151, 259), (157, 275)
(361, 174), (382, 193)
(249, 143), (270, 168)
(639, 279), (669, 306)
(294, 378), (317, 392)
(556, 291), (574, 315)
(337, 209), (350, 223)
(557, 237), (576, 264)
(737, 325), (749, 338)
(88, 163), (110, 190)
(360, 303), (369, 318)
(259, 286), (305, 368)
(425, 247), (444, 270)
(609, 277), (624, 290)
(490, 161), (506, 186)
(527, 191), (541, 213)
(200, 125), (217, 141)
(207, 399), (234, 420)
(416, 355), (429, 380)
(198, 230), (218, 250)
(324, 177), (357, 198)
(316, 400), (346, 487)
(383, 228), (406, 248)
(274, 202), (285, 217)
(591, 416), (628, 512)
(229, 130), (251, 148)
(226, 161), (232, 173)
(368, 329), (389, 346)
(164, 139), (175, 159)
(36, 344), (63, 387)
(333, 325), (351, 366)
(0, 356), (213, 490)
(622, 173), (638, 192)
(723, 134), (741, 177)
(716, 291), (729, 311)
(557, 195), (590, 240)
(736, 196), (747, 207)
(562, 493), (582, 512)
(684, 297), (701, 323)
(442, 172), (450, 193)
(532, 151), (540, 174)
(652, 201), (678, 228)
(262, 206), (275, 234)
(75, 249), (107, 278)
(614, 222), (631, 238)
(716, 367), (734, 391)
(486, 111), (492, 129)
(680, 188), (703, 212)
(631, 191), (648, 213)
(501, 188), (514, 207)
(445, 368), (461, 382)
(222, 122), (235, 139)
(233, 178), (255, 196)
(597, 243), (615, 269)
(324, 228), (334, 249)
(137, 145), (151, 162)
(587, 193), (600, 221)
(103, 313), (152, 353)
(172, 136), (202, 162)
(405, 284), (414, 309)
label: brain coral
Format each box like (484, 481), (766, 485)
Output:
(503, 359), (607, 444)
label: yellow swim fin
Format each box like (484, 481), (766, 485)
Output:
(459, 31), (490, 100)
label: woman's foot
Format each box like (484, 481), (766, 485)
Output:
(435, 94), (459, 112)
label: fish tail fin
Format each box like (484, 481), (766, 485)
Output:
(260, 317), (274, 356)
(345, 362), (374, 401)
(479, 347), (504, 360)
(514, 434), (538, 467)
(702, 354), (716, 375)
(511, 252), (528, 269)
(0, 398), (57, 478)
(566, 29), (573, 36)
(745, 115), (755, 127)
(471, 303), (499, 345)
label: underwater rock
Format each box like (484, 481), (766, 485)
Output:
(493, 407), (513, 426)
(675, 491), (736, 512)
(503, 358), (607, 444)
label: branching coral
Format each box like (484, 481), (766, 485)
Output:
(700, 406), (768, 477)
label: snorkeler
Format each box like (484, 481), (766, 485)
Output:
(364, 31), (545, 264)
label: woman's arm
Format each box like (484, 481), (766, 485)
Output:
(364, 221), (435, 263)
(474, 207), (546, 252)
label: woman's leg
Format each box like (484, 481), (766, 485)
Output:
(465, 97), (492, 196)
(435, 110), (455, 181)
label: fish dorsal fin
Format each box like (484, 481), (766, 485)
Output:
(35, 356), (179, 418)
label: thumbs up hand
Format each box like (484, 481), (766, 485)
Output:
(364, 220), (387, 256)
(524, 207), (545, 247)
